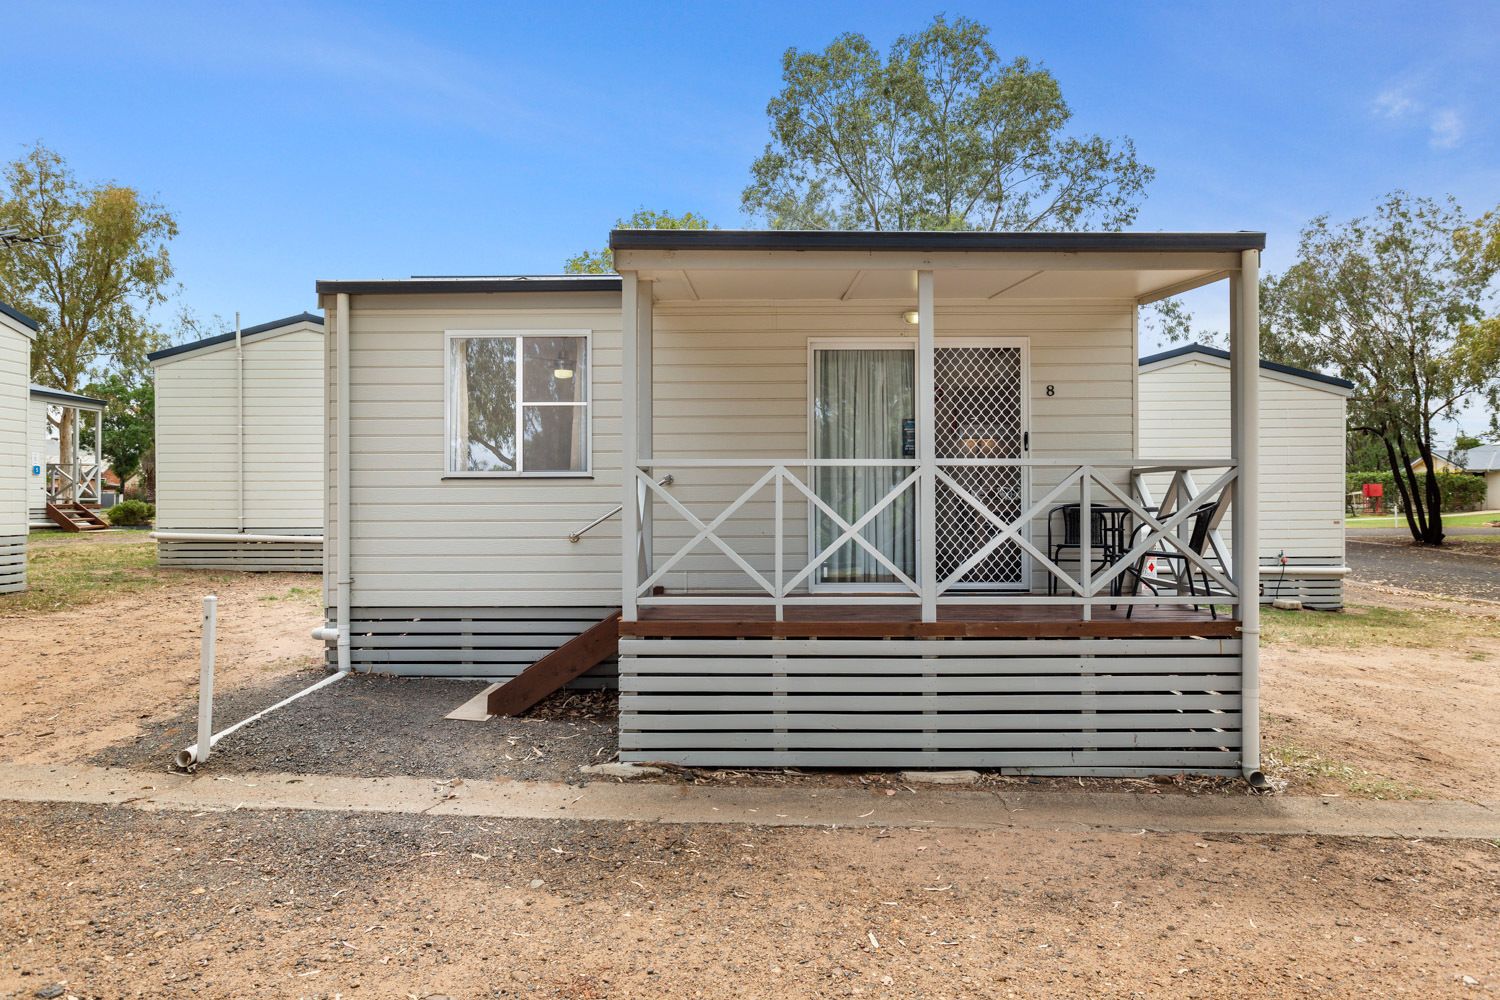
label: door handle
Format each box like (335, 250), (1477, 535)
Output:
(1023, 430), (1030, 452)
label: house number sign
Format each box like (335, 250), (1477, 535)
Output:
(1045, 385), (1055, 396)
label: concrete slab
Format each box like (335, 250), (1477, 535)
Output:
(444, 683), (498, 721)
(0, 764), (1496, 840)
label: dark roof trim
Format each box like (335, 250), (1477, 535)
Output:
(31, 384), (107, 408)
(609, 229), (1267, 253)
(314, 276), (622, 296)
(1138, 344), (1355, 390)
(147, 312), (323, 362)
(0, 300), (40, 331)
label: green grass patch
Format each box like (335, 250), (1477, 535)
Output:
(1261, 602), (1500, 649)
(260, 585), (321, 605)
(1346, 509), (1500, 527)
(2, 533), (234, 614)
(1264, 743), (1426, 800)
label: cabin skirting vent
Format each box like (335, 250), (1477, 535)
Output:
(0, 534), (24, 593)
(331, 606), (619, 685)
(618, 636), (1244, 775)
(156, 528), (323, 572)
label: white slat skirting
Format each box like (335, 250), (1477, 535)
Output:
(0, 534), (25, 594)
(156, 530), (323, 573)
(619, 635), (1244, 774)
(1260, 558), (1344, 611)
(335, 606), (619, 685)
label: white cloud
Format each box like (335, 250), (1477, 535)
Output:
(1429, 109), (1465, 149)
(1372, 85), (1419, 121)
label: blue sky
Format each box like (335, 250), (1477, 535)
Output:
(6, 1), (1498, 363)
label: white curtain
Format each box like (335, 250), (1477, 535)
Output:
(813, 348), (916, 584)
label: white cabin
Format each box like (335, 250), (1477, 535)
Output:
(149, 313), (325, 570)
(28, 384), (107, 529)
(318, 230), (1271, 781)
(0, 302), (38, 592)
(1138, 345), (1351, 609)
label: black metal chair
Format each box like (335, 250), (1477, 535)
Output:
(1046, 504), (1125, 595)
(1124, 498), (1225, 619)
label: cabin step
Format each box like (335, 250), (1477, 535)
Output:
(485, 610), (622, 717)
(45, 501), (110, 532)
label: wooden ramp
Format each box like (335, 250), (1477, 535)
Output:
(46, 502), (109, 532)
(485, 611), (622, 717)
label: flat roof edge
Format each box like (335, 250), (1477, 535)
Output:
(31, 384), (107, 408)
(1139, 344), (1355, 391)
(147, 312), (324, 363)
(315, 277), (623, 296)
(0, 300), (40, 332)
(609, 229), (1267, 253)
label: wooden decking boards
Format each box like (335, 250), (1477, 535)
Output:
(485, 611), (622, 716)
(622, 604), (1239, 639)
(45, 502), (109, 532)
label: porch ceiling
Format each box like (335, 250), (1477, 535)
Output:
(635, 264), (1230, 303)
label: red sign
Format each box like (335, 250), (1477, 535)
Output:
(1362, 483), (1384, 498)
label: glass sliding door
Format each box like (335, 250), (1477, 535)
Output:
(810, 346), (916, 588)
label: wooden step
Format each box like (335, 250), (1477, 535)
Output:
(45, 502), (110, 532)
(485, 611), (621, 717)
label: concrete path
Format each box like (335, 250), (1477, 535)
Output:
(1, 763), (1495, 840)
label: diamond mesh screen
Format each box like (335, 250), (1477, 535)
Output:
(935, 346), (1026, 588)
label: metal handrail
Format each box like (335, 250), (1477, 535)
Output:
(568, 473), (673, 542)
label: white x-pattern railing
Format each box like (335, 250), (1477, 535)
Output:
(631, 457), (1239, 622)
(47, 461), (102, 505)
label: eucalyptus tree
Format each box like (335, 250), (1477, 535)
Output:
(0, 144), (176, 464)
(1262, 192), (1500, 545)
(564, 209), (714, 274)
(742, 16), (1153, 232)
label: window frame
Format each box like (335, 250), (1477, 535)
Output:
(442, 328), (593, 479)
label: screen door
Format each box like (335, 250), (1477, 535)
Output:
(934, 342), (1029, 591)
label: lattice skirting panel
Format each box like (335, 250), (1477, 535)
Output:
(1259, 556), (1344, 611)
(156, 530), (323, 572)
(619, 636), (1244, 774)
(0, 534), (25, 594)
(331, 606), (619, 685)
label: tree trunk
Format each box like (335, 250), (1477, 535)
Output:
(1380, 434), (1424, 543)
(1412, 434), (1446, 547)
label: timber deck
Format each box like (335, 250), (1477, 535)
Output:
(625, 603), (1238, 639)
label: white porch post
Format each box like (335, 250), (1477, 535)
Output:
(93, 408), (103, 502)
(1230, 249), (1263, 783)
(69, 407), (80, 503)
(635, 279), (654, 583)
(917, 270), (937, 622)
(620, 271), (640, 621)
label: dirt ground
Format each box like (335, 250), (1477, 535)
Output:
(0, 802), (1495, 999)
(3, 537), (1500, 996)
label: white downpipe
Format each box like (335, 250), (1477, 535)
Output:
(235, 312), (245, 535)
(150, 530), (324, 544)
(1232, 250), (1266, 789)
(193, 596), (215, 765)
(335, 293), (352, 675)
(1256, 565), (1349, 577)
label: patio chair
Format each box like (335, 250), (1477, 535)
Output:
(1046, 503), (1125, 596)
(1123, 497), (1226, 619)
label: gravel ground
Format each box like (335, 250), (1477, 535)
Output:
(1, 801), (1495, 999)
(90, 672), (621, 782)
(1347, 538), (1500, 602)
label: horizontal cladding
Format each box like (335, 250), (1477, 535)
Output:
(619, 636), (1243, 773)
(0, 534), (24, 593)
(0, 331), (27, 532)
(333, 606), (619, 684)
(157, 533), (323, 572)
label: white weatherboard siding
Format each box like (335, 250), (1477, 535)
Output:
(330, 296), (1136, 610)
(327, 293), (625, 611)
(1138, 357), (1346, 605)
(155, 326), (324, 529)
(0, 317), (34, 592)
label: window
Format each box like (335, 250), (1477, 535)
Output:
(446, 332), (590, 475)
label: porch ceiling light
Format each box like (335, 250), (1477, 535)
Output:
(553, 368), (575, 379)
(901, 309), (919, 325)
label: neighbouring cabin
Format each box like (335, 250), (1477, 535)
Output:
(1412, 444), (1500, 511)
(28, 384), (109, 532)
(318, 230), (1270, 779)
(0, 302), (38, 592)
(149, 313), (325, 571)
(1138, 345), (1352, 609)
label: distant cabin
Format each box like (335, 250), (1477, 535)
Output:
(148, 313), (325, 570)
(28, 384), (108, 530)
(0, 301), (38, 592)
(1138, 344), (1352, 609)
(1411, 444), (1500, 511)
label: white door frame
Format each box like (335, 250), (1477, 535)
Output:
(806, 337), (1032, 594)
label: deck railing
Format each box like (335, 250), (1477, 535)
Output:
(46, 460), (103, 505)
(630, 458), (1240, 622)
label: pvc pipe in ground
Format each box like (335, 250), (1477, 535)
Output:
(150, 531), (325, 544)
(175, 670), (350, 770)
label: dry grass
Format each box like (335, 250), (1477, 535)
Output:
(1261, 602), (1500, 649)
(0, 531), (236, 615)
